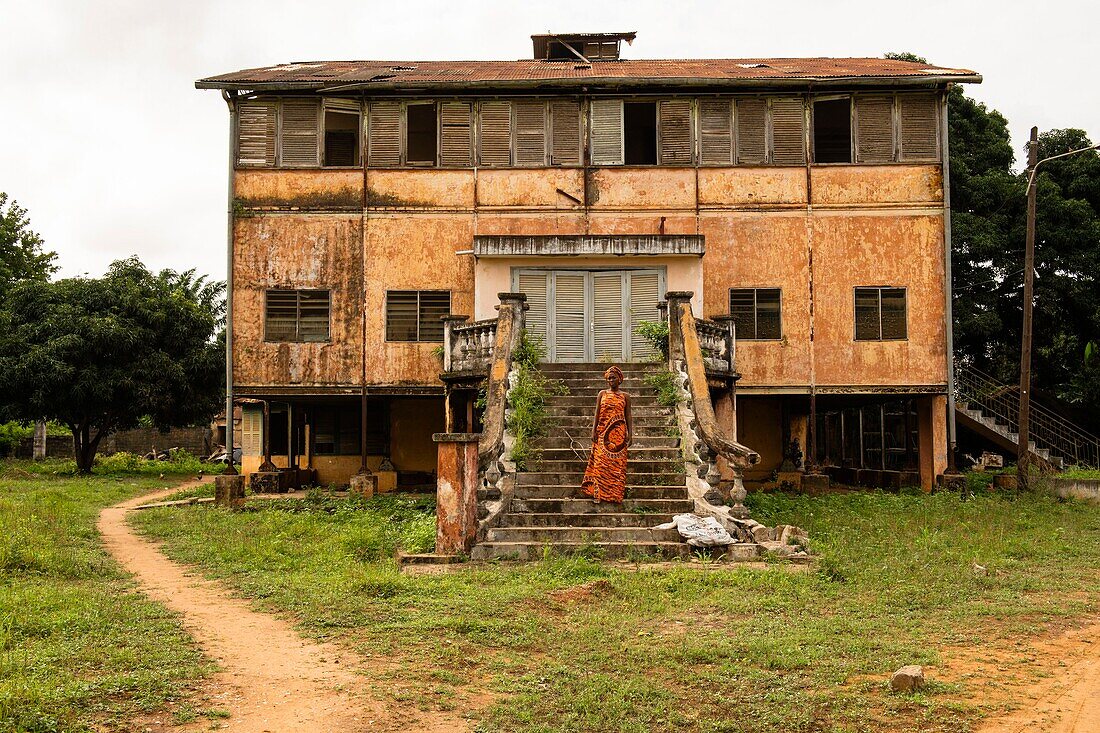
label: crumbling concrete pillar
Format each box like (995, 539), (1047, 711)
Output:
(919, 395), (949, 492)
(214, 474), (245, 509)
(433, 433), (480, 556)
(349, 472), (377, 498)
(33, 420), (47, 461)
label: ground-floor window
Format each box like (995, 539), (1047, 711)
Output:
(815, 399), (919, 472)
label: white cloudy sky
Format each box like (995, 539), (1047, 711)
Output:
(2, 0), (1096, 280)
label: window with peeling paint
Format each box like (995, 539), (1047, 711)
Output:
(729, 288), (782, 340)
(385, 290), (451, 342)
(264, 289), (330, 342)
(854, 287), (907, 340)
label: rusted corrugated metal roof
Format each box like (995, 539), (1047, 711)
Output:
(196, 58), (980, 91)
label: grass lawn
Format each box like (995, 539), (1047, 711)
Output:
(130, 486), (1100, 733)
(0, 459), (217, 733)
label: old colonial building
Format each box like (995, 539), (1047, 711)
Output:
(198, 32), (980, 492)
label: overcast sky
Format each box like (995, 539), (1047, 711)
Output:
(2, 0), (1096, 281)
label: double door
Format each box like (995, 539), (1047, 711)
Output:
(514, 268), (665, 362)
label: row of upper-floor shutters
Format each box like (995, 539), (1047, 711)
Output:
(236, 93), (941, 170)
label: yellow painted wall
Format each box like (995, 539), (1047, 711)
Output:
(736, 397), (785, 481)
(389, 398), (445, 473)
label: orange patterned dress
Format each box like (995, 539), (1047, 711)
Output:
(581, 390), (629, 503)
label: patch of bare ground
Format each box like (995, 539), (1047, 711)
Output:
(936, 615), (1100, 733)
(99, 481), (484, 732)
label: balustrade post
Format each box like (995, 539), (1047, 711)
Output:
(714, 315), (737, 374)
(441, 315), (469, 373)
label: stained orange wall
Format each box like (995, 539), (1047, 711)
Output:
(231, 165), (947, 390)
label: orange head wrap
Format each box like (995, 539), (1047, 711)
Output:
(604, 365), (624, 381)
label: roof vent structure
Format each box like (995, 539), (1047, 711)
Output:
(531, 31), (637, 62)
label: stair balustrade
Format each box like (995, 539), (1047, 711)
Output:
(442, 316), (499, 374)
(955, 363), (1100, 469)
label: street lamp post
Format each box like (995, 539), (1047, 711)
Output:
(1017, 128), (1100, 490)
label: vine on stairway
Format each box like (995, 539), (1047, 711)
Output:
(505, 332), (568, 470)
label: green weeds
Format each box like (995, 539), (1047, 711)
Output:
(506, 332), (567, 470)
(634, 320), (670, 361)
(644, 369), (683, 407)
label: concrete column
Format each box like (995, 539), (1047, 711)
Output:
(713, 389), (736, 481)
(214, 474), (245, 508)
(433, 433), (480, 555)
(33, 420), (47, 461)
(918, 395), (949, 492)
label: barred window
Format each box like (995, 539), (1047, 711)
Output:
(855, 287), (907, 340)
(729, 288), (782, 340)
(385, 290), (451, 342)
(264, 289), (330, 342)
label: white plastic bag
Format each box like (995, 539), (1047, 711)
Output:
(655, 513), (735, 547)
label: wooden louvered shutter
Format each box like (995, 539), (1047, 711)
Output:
(658, 99), (693, 165)
(736, 98), (767, 164)
(698, 99), (733, 165)
(855, 96), (896, 163)
(592, 272), (625, 362)
(589, 99), (624, 165)
(478, 101), (512, 166)
(770, 97), (806, 165)
(628, 271), (661, 361)
(279, 99), (320, 167)
(439, 102), (473, 167)
(550, 100), (582, 165)
(242, 405), (262, 456)
(368, 102), (401, 166)
(237, 101), (276, 167)
(553, 273), (587, 362)
(514, 101), (547, 166)
(517, 272), (549, 351)
(898, 94), (940, 161)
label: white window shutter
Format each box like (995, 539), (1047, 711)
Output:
(628, 271), (662, 361)
(553, 273), (587, 362)
(517, 272), (549, 350)
(736, 98), (768, 164)
(589, 99), (624, 165)
(770, 97), (806, 165)
(658, 99), (693, 165)
(439, 101), (473, 167)
(478, 101), (512, 166)
(514, 101), (547, 166)
(279, 99), (320, 167)
(237, 101), (277, 167)
(698, 99), (733, 165)
(898, 94), (940, 161)
(367, 102), (401, 166)
(242, 405), (263, 456)
(855, 96), (896, 163)
(550, 100), (582, 165)
(592, 272), (625, 362)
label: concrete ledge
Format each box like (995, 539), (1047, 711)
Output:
(473, 234), (705, 257)
(1047, 478), (1100, 502)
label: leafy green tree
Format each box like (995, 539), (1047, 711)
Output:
(0, 193), (56, 290)
(0, 258), (224, 472)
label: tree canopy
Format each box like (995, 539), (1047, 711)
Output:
(0, 192), (56, 290)
(0, 258), (224, 472)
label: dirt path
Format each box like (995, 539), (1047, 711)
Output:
(99, 480), (470, 732)
(970, 619), (1100, 733)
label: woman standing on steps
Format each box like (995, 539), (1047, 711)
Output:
(581, 365), (633, 504)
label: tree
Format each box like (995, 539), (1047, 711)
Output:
(0, 258), (224, 472)
(0, 193), (56, 290)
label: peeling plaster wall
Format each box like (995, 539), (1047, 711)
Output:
(231, 164), (947, 391)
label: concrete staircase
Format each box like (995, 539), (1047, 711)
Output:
(471, 363), (702, 561)
(956, 402), (1060, 467)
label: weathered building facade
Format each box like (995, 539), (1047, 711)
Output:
(198, 33), (979, 491)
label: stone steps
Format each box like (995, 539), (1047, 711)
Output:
(513, 484), (690, 500)
(532, 447), (680, 461)
(487, 525), (682, 543)
(545, 395), (661, 406)
(546, 418), (676, 431)
(500, 512), (673, 528)
(517, 471), (686, 486)
(510, 497), (695, 514)
(532, 436), (680, 449)
(532, 459), (682, 473)
(470, 541), (762, 562)
(542, 405), (674, 418)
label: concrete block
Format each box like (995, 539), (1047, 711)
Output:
(802, 473), (830, 493)
(250, 471), (283, 494)
(214, 474), (245, 508)
(349, 472), (377, 498)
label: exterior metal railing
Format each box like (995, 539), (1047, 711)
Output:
(955, 364), (1100, 468)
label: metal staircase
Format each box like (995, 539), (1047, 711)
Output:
(955, 364), (1100, 469)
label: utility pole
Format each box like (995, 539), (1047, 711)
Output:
(1016, 131), (1100, 490)
(1017, 127), (1038, 490)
